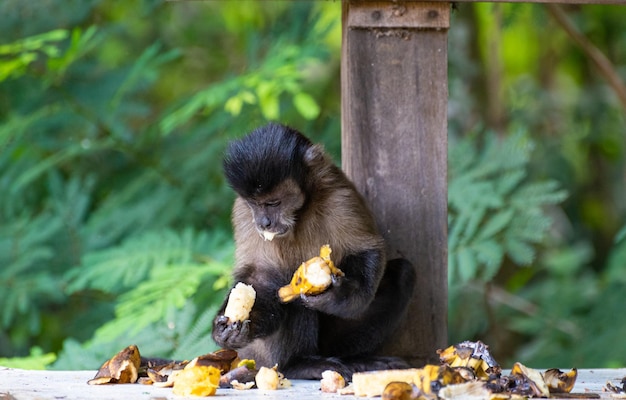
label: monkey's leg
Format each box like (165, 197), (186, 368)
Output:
(281, 355), (351, 380)
(318, 258), (416, 359)
(281, 354), (410, 380)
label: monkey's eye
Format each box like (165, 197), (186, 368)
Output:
(265, 200), (281, 208)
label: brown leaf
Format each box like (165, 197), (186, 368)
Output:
(87, 345), (141, 385)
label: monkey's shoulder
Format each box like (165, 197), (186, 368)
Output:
(306, 186), (380, 237)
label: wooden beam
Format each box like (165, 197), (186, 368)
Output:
(346, 0), (626, 4)
(168, 0), (626, 4)
(341, 1), (449, 366)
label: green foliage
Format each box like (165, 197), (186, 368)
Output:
(605, 223), (626, 273)
(1, 0), (625, 372)
(0, 347), (56, 370)
(448, 131), (568, 284)
(65, 229), (222, 295)
(64, 228), (232, 341)
(448, 3), (626, 368)
(0, 1), (342, 368)
(0, 29), (68, 81)
(53, 302), (221, 370)
(160, 35), (326, 136)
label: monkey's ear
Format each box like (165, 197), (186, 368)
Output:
(304, 144), (325, 167)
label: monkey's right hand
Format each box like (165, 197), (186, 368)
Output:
(278, 245), (344, 303)
(212, 315), (252, 349)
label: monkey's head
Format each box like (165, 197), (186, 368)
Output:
(223, 123), (319, 241)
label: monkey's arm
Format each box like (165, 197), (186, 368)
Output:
(212, 270), (286, 349)
(302, 249), (383, 318)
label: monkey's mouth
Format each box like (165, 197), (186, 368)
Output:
(262, 231), (277, 241)
(259, 229), (286, 241)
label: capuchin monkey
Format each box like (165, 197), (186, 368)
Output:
(212, 123), (416, 380)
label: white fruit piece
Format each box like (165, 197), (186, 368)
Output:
(223, 282), (256, 322)
(262, 231), (277, 241)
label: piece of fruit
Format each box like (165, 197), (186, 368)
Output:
(352, 369), (423, 397)
(224, 282), (256, 322)
(255, 366), (280, 390)
(262, 231), (277, 241)
(543, 368), (577, 393)
(320, 370), (346, 393)
(437, 340), (500, 379)
(278, 245), (344, 303)
(220, 359), (257, 389)
(510, 362), (550, 397)
(382, 381), (415, 400)
(87, 344), (141, 385)
(172, 365), (220, 397)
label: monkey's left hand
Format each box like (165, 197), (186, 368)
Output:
(212, 315), (252, 349)
(300, 274), (344, 314)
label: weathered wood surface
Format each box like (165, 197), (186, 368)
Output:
(1, 368), (625, 399)
(341, 1), (449, 366)
(346, 1), (450, 28)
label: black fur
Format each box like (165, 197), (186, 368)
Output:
(213, 123), (416, 380)
(223, 123), (311, 198)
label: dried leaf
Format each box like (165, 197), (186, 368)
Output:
(87, 345), (140, 385)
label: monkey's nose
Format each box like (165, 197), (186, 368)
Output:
(260, 216), (271, 228)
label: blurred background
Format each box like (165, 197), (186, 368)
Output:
(0, 0), (624, 370)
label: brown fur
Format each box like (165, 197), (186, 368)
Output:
(212, 124), (415, 379)
(232, 144), (384, 286)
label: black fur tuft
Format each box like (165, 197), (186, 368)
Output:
(223, 123), (312, 198)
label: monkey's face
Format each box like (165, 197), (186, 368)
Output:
(245, 179), (305, 241)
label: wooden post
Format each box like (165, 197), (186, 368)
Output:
(341, 1), (450, 366)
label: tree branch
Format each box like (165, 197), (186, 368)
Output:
(547, 4), (626, 112)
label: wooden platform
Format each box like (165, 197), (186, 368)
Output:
(1, 367), (625, 399)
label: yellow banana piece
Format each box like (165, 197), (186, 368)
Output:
(278, 245), (344, 303)
(413, 364), (441, 394)
(437, 341), (501, 380)
(544, 368), (577, 393)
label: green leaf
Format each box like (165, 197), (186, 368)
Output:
(477, 210), (514, 240)
(474, 240), (504, 280)
(0, 347), (56, 370)
(448, 130), (567, 285)
(456, 247), (478, 283)
(293, 92), (321, 120)
(616, 225), (626, 244)
(65, 229), (223, 294)
(159, 78), (240, 135)
(505, 239), (535, 265)
(0, 29), (69, 55)
(256, 81), (280, 120)
(224, 95), (244, 116)
(93, 264), (220, 339)
(171, 305), (220, 360)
